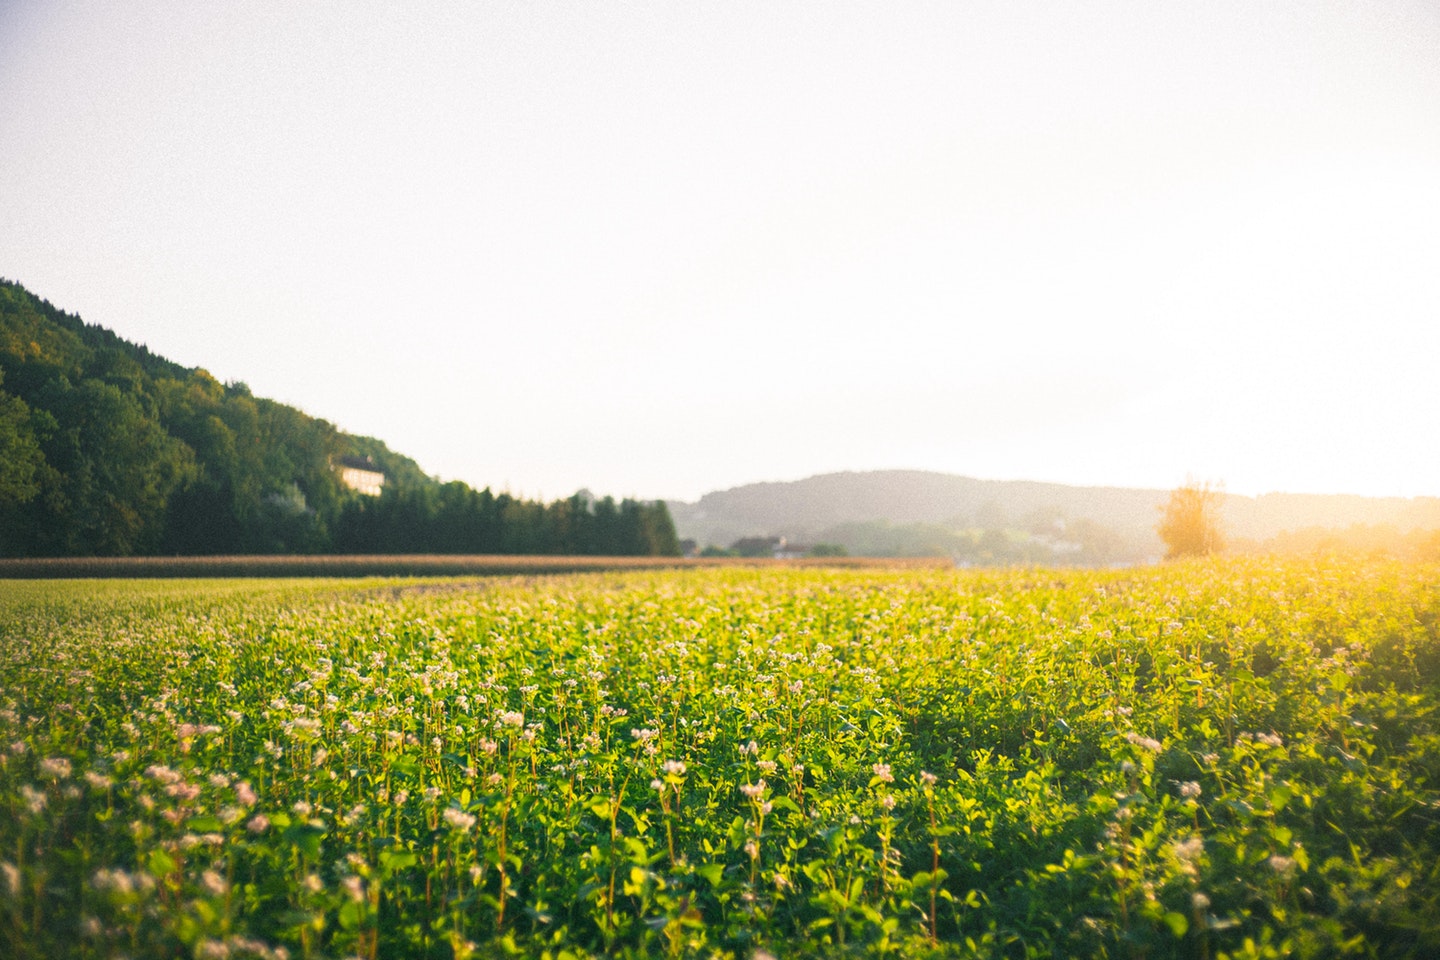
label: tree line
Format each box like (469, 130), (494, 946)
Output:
(0, 280), (678, 557)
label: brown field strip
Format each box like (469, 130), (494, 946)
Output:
(0, 554), (952, 579)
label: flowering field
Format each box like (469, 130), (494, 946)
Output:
(1, 560), (1438, 959)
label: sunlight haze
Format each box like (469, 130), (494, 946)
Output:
(2, 0), (1436, 502)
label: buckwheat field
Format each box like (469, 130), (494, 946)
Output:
(2, 559), (1437, 958)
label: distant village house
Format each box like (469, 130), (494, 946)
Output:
(336, 456), (385, 497)
(730, 536), (815, 559)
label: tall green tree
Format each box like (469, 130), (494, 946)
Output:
(0, 373), (46, 509)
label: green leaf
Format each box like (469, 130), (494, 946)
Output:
(283, 822), (328, 858)
(338, 900), (365, 930)
(378, 848), (417, 878)
(769, 795), (801, 814)
(697, 863), (725, 887)
(147, 848), (177, 878)
(622, 836), (650, 864)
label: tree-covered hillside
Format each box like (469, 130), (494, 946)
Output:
(0, 280), (678, 557)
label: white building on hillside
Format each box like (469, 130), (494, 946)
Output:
(337, 456), (385, 497)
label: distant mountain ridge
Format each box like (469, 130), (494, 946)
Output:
(670, 470), (1440, 560)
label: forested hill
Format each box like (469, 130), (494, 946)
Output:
(0, 280), (679, 557)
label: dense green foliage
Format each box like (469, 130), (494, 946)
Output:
(0, 280), (677, 557)
(2, 558), (1438, 958)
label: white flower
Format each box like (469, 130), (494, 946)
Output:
(196, 939), (231, 960)
(200, 870), (229, 896)
(661, 760), (686, 776)
(1267, 854), (1296, 874)
(1125, 732), (1162, 753)
(1172, 837), (1204, 863)
(1178, 781), (1202, 800)
(872, 763), (894, 783)
(919, 771), (937, 787)
(166, 781), (201, 801)
(1, 862), (19, 897)
(39, 757), (71, 779)
(740, 780), (767, 800)
(443, 808), (476, 831)
(91, 868), (137, 895)
(20, 784), (45, 815)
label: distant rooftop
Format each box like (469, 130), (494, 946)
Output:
(337, 455), (381, 473)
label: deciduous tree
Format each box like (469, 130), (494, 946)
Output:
(1158, 480), (1225, 559)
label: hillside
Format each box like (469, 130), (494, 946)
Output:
(670, 470), (1440, 562)
(0, 279), (677, 557)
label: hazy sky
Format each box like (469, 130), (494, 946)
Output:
(2, 1), (1438, 502)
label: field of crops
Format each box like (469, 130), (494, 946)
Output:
(1, 560), (1438, 959)
(0, 554), (948, 580)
